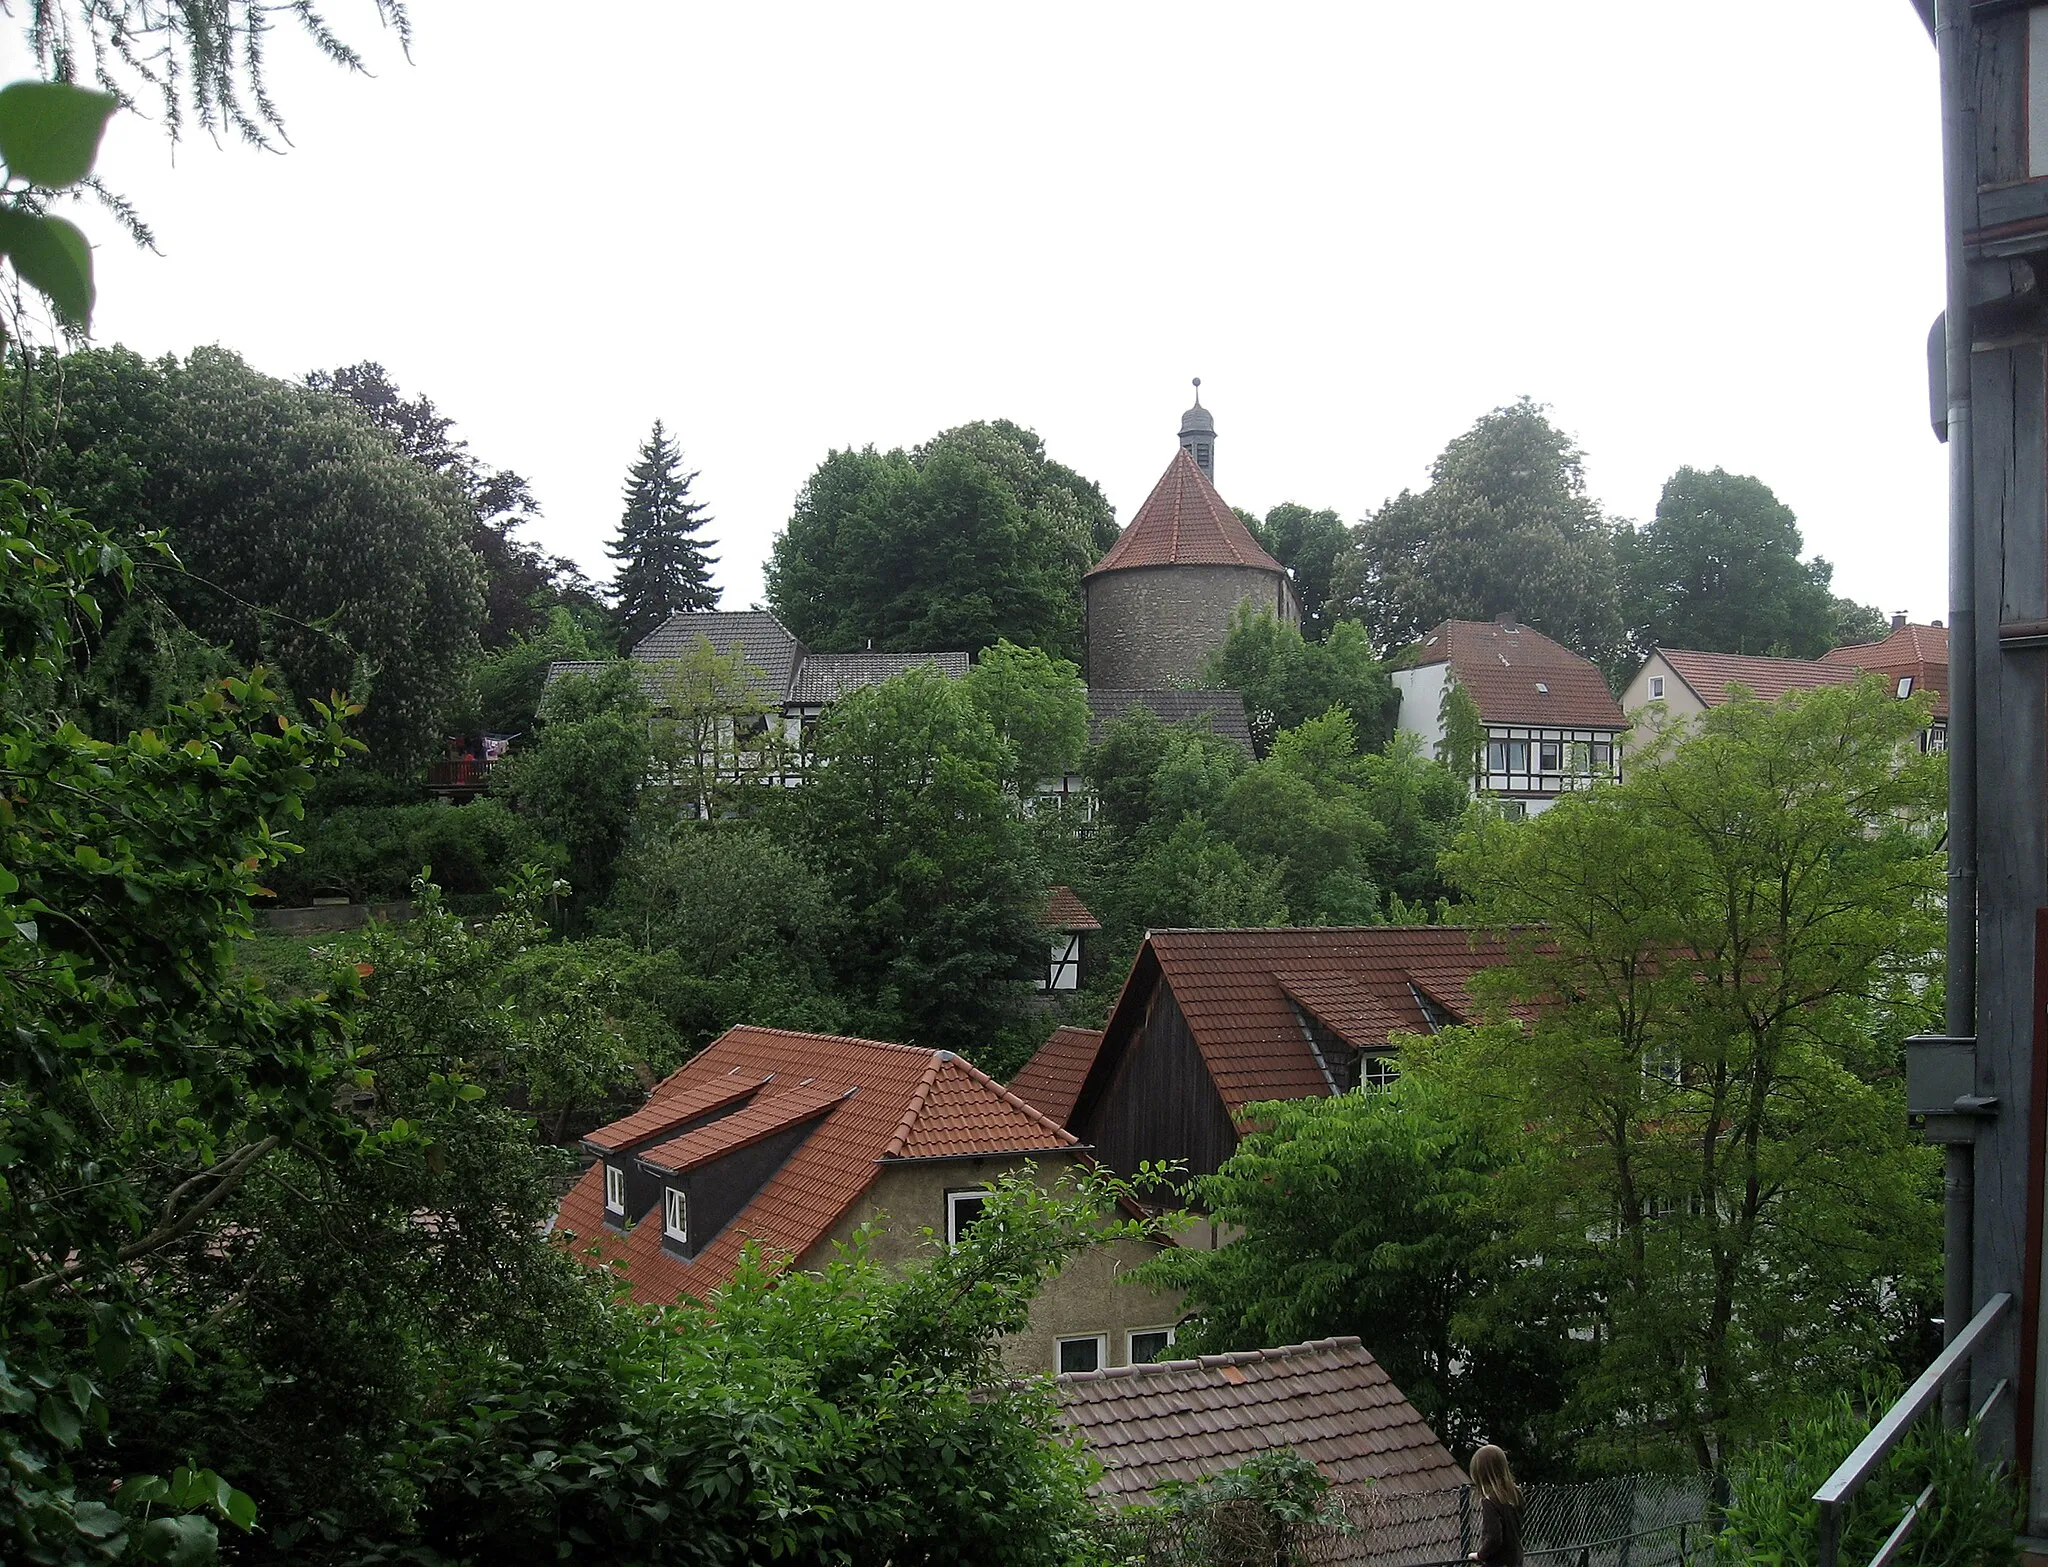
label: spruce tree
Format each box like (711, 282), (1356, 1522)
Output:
(610, 421), (719, 644)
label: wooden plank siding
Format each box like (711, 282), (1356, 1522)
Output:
(1076, 981), (1241, 1181)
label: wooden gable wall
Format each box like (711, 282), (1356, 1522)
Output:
(1076, 979), (1239, 1179)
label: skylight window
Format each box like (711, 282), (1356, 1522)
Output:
(1536, 681), (1549, 694)
(1897, 676), (1914, 698)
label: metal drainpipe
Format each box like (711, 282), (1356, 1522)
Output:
(1936, 0), (1980, 1425)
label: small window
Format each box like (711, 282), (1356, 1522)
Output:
(1129, 1328), (1175, 1365)
(1897, 676), (1914, 698)
(1485, 738), (1508, 772)
(1649, 676), (1664, 699)
(1058, 1335), (1106, 1374)
(1535, 681), (1549, 695)
(1044, 932), (1082, 992)
(663, 1186), (688, 1245)
(604, 1162), (626, 1214)
(1507, 739), (1529, 772)
(1538, 740), (1561, 772)
(1591, 742), (1613, 770)
(1360, 1053), (1400, 1089)
(1644, 1043), (1682, 1087)
(947, 1189), (990, 1246)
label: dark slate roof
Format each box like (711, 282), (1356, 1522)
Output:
(1054, 1336), (1466, 1503)
(631, 611), (806, 701)
(1412, 619), (1625, 730)
(1087, 448), (1284, 578)
(788, 651), (970, 705)
(1086, 688), (1252, 749)
(541, 660), (671, 701)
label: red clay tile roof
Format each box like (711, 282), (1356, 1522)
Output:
(1821, 623), (1950, 719)
(1046, 927), (1520, 1129)
(637, 1082), (854, 1174)
(1652, 649), (1860, 708)
(1087, 449), (1285, 577)
(1009, 1025), (1105, 1126)
(1054, 1336), (1466, 1502)
(581, 1072), (771, 1154)
(556, 1026), (1077, 1303)
(1413, 620), (1624, 729)
(1044, 886), (1102, 932)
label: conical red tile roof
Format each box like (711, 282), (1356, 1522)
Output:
(1087, 448), (1285, 577)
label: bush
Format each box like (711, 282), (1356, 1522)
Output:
(1716, 1390), (2020, 1567)
(269, 799), (554, 905)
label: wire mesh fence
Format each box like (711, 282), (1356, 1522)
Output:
(1110, 1474), (1719, 1567)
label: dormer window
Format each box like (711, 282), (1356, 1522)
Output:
(663, 1187), (689, 1245)
(604, 1162), (626, 1215)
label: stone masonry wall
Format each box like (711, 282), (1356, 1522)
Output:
(1086, 563), (1297, 688)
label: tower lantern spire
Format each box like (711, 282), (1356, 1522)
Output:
(1179, 378), (1216, 482)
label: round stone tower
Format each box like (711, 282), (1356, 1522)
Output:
(1085, 389), (1299, 689)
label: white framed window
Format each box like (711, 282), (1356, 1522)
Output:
(1896, 676), (1914, 698)
(1507, 739), (1529, 772)
(947, 1189), (991, 1246)
(604, 1162), (626, 1214)
(1644, 1043), (1682, 1087)
(1057, 1334), (1107, 1374)
(663, 1186), (688, 1246)
(1648, 676), (1664, 699)
(1043, 932), (1082, 992)
(1128, 1328), (1175, 1365)
(1360, 1053), (1400, 1089)
(1538, 740), (1561, 772)
(1485, 738), (1508, 771)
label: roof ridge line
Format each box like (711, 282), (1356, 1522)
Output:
(881, 1053), (946, 1159)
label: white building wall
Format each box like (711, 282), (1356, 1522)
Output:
(1391, 661), (1451, 758)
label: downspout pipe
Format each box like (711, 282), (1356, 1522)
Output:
(1935, 0), (1980, 1418)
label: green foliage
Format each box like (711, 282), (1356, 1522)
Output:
(598, 823), (847, 1045)
(351, 1170), (1137, 1566)
(106, 874), (627, 1554)
(0, 479), (360, 1560)
(467, 606), (608, 736)
(492, 664), (652, 915)
(1112, 1451), (1352, 1567)
(11, 345), (487, 773)
(964, 638), (1090, 795)
(766, 419), (1117, 662)
(1207, 605), (1396, 753)
(1438, 676), (1946, 1471)
(1117, 814), (1291, 932)
(1833, 596), (1894, 648)
(1338, 398), (1624, 667)
(268, 797), (552, 905)
(609, 420), (719, 646)
(785, 664), (1044, 1059)
(1616, 467), (1838, 659)
(1144, 1081), (1580, 1469)
(0, 79), (115, 328)
(1436, 676), (1486, 781)
(307, 363), (600, 651)
(642, 638), (786, 820)
(1715, 1391), (2019, 1567)
(1252, 503), (1351, 641)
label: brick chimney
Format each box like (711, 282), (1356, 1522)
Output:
(1892, 611), (1908, 630)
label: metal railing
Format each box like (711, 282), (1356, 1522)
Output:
(1812, 1290), (2011, 1567)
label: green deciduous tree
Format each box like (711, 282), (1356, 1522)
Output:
(10, 344), (487, 773)
(963, 638), (1090, 797)
(784, 665), (1044, 1059)
(308, 361), (603, 649)
(1143, 1081), (1582, 1470)
(468, 606), (611, 737)
(1615, 467), (1838, 659)
(492, 663), (652, 914)
(765, 420), (1117, 662)
(1438, 677), (1946, 1471)
(1338, 398), (1624, 667)
(0, 480), (361, 1560)
(1252, 502), (1351, 640)
(609, 421), (718, 646)
(1207, 605), (1396, 753)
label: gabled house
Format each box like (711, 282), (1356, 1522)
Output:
(1620, 618), (1949, 755)
(1040, 887), (1101, 995)
(1391, 616), (1626, 817)
(1620, 648), (1858, 728)
(557, 1024), (1183, 1375)
(1055, 1336), (1465, 1505)
(1008, 927), (1517, 1179)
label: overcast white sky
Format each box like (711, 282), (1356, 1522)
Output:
(46, 1), (1947, 619)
